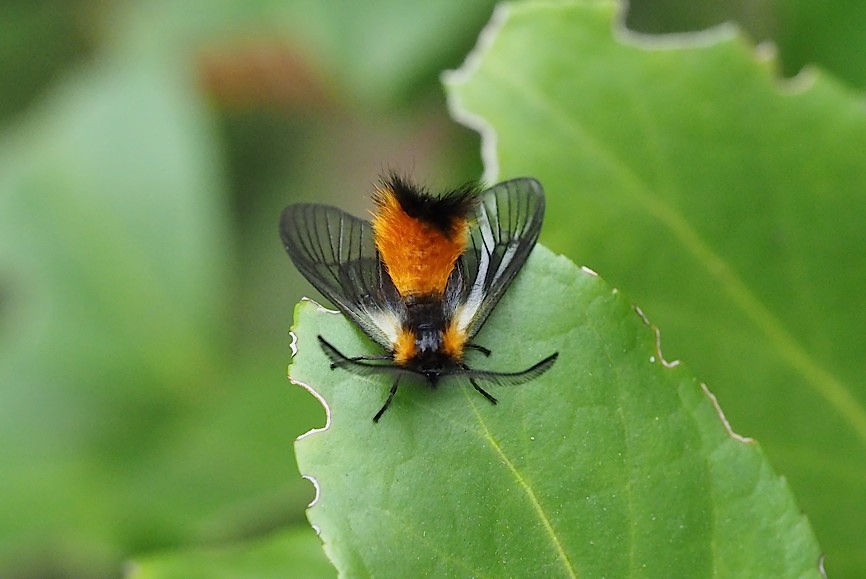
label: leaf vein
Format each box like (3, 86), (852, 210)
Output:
(466, 392), (579, 579)
(377, 507), (495, 578)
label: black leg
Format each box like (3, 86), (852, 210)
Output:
(373, 376), (402, 423)
(469, 377), (498, 405)
(459, 362), (498, 405)
(349, 354), (391, 362)
(466, 343), (492, 357)
(319, 336), (347, 370)
(319, 335), (390, 370)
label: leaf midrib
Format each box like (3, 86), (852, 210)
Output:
(466, 392), (579, 579)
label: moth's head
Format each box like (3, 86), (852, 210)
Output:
(423, 369), (442, 385)
(404, 347), (461, 384)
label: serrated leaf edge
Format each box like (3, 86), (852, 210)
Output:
(442, 2), (510, 183)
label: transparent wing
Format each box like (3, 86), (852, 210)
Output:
(453, 178), (545, 338)
(279, 203), (404, 349)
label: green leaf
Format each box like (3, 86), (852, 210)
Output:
(273, 0), (497, 105)
(626, 0), (866, 91)
(104, 0), (497, 107)
(292, 246), (820, 577)
(445, 0), (864, 575)
(0, 58), (230, 554)
(128, 526), (335, 579)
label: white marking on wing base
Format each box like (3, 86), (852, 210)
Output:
(368, 308), (402, 346)
(457, 201), (497, 332)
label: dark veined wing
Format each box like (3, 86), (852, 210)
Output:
(452, 178), (545, 338)
(279, 204), (404, 349)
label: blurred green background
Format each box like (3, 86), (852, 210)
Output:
(0, 0), (862, 577)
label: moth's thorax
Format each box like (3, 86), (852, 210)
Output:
(391, 295), (468, 374)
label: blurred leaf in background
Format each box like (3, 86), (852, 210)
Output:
(0, 0), (489, 576)
(128, 527), (336, 579)
(1, 0), (865, 576)
(628, 0), (866, 90)
(0, 0), (96, 121)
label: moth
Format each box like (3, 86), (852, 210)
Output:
(280, 174), (557, 422)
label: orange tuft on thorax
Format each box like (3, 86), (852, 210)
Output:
(393, 328), (417, 365)
(372, 186), (469, 297)
(442, 321), (468, 362)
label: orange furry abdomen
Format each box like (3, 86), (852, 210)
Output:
(372, 188), (468, 297)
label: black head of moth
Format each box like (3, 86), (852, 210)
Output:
(280, 174), (557, 422)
